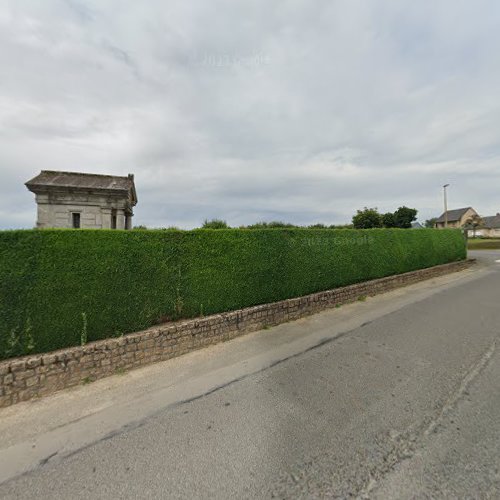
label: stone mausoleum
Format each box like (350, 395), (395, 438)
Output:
(25, 170), (137, 229)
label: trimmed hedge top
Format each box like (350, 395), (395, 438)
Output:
(0, 228), (466, 359)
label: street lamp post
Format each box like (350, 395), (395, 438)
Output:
(443, 184), (450, 228)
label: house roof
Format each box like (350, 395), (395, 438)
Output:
(411, 222), (424, 229)
(26, 171), (137, 205)
(436, 207), (473, 223)
(482, 214), (500, 229)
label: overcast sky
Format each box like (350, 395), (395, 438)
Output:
(1, 0), (500, 229)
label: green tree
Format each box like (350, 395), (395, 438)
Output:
(425, 218), (438, 228)
(393, 206), (418, 229)
(382, 212), (397, 228)
(202, 219), (229, 229)
(464, 214), (483, 238)
(352, 208), (383, 229)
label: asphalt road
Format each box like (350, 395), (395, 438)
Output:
(0, 251), (499, 499)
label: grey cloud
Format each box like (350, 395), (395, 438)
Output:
(1, 0), (500, 230)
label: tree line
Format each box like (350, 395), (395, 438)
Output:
(200, 219), (355, 229)
(351, 206), (417, 229)
(135, 206), (421, 230)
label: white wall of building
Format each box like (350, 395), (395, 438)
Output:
(35, 192), (131, 229)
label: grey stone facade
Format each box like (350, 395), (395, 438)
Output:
(25, 171), (137, 229)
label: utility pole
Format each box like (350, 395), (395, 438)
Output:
(443, 184), (450, 228)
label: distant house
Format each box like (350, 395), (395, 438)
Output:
(411, 222), (424, 229)
(473, 214), (500, 238)
(435, 207), (477, 229)
(25, 171), (137, 229)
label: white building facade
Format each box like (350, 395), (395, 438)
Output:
(25, 171), (137, 230)
(473, 214), (500, 238)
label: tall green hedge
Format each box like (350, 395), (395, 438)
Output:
(0, 228), (466, 359)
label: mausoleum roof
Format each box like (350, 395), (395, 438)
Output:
(26, 170), (137, 205)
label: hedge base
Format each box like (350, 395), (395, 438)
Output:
(0, 259), (474, 408)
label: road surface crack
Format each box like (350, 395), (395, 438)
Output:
(356, 339), (497, 499)
(424, 339), (496, 437)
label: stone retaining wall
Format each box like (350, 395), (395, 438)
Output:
(0, 259), (474, 408)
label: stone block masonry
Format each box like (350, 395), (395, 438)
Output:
(0, 259), (474, 408)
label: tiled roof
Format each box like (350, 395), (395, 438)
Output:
(26, 171), (137, 204)
(436, 207), (473, 223)
(482, 214), (500, 229)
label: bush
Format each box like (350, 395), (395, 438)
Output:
(352, 208), (383, 229)
(0, 228), (466, 359)
(201, 219), (229, 229)
(243, 221), (297, 229)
